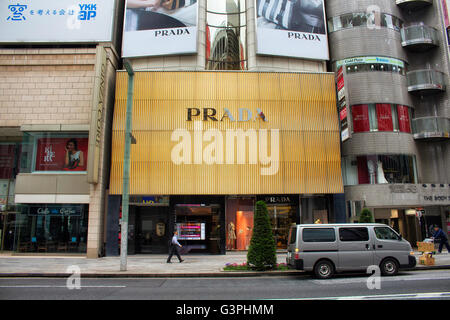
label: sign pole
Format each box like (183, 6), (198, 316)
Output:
(120, 60), (134, 271)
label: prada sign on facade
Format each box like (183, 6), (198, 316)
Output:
(110, 71), (342, 196)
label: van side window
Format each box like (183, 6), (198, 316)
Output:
(339, 227), (369, 241)
(288, 227), (297, 245)
(303, 228), (336, 242)
(374, 227), (400, 240)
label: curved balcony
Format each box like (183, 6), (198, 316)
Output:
(401, 24), (439, 51)
(396, 0), (433, 11)
(407, 69), (446, 94)
(412, 117), (450, 140)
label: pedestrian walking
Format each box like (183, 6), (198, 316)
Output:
(432, 225), (450, 254)
(167, 230), (184, 263)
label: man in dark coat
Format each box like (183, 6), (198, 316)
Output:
(432, 226), (450, 254)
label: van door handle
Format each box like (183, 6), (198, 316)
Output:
(377, 245), (383, 249)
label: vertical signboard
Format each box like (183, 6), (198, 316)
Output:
(336, 66), (349, 141)
(0, 0), (115, 43)
(122, 0), (198, 58)
(87, 46), (107, 184)
(255, 0), (329, 60)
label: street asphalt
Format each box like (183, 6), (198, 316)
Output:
(0, 251), (448, 277)
(0, 270), (449, 300)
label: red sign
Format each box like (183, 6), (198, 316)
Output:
(352, 105), (370, 132)
(397, 105), (411, 133)
(35, 137), (88, 171)
(0, 144), (16, 179)
(340, 106), (347, 121)
(376, 104), (393, 131)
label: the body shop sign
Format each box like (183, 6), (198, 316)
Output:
(0, 0), (115, 43)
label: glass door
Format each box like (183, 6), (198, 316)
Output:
(267, 205), (296, 249)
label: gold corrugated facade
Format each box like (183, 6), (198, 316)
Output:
(109, 71), (343, 195)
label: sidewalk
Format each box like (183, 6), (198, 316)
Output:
(0, 251), (448, 278)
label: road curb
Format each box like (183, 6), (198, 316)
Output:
(0, 266), (448, 278)
(0, 270), (306, 278)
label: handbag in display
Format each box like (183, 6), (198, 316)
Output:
(257, 0), (297, 30)
(161, 0), (197, 10)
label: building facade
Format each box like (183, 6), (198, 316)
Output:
(326, 0), (450, 245)
(0, 0), (123, 257)
(104, 0), (346, 256)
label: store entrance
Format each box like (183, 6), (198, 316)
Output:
(267, 205), (296, 249)
(175, 204), (222, 254)
(135, 206), (169, 254)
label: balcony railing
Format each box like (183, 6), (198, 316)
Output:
(412, 117), (450, 140)
(401, 24), (439, 51)
(396, 0), (433, 11)
(407, 69), (446, 94)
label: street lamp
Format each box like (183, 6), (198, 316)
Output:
(120, 59), (134, 271)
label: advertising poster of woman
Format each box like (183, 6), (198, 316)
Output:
(35, 137), (88, 172)
(122, 0), (198, 57)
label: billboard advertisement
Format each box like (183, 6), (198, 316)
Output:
(0, 0), (115, 43)
(255, 0), (329, 60)
(34, 137), (88, 172)
(122, 0), (198, 58)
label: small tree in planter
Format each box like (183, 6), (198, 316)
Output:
(359, 208), (374, 223)
(247, 201), (277, 271)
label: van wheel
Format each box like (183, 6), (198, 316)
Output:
(314, 260), (335, 279)
(380, 258), (399, 276)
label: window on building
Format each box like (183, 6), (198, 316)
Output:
(206, 0), (247, 70)
(20, 132), (89, 173)
(342, 154), (418, 186)
(351, 104), (412, 133)
(328, 12), (403, 33)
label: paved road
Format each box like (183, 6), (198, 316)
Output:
(0, 270), (449, 300)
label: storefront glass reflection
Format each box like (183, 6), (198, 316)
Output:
(175, 204), (222, 254)
(14, 204), (88, 253)
(342, 155), (418, 186)
(267, 205), (296, 249)
(206, 0), (247, 70)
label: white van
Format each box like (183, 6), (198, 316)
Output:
(286, 223), (416, 279)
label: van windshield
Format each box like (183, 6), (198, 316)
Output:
(374, 227), (401, 240)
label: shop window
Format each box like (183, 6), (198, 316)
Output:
(14, 204), (88, 253)
(343, 154), (418, 186)
(0, 143), (21, 207)
(351, 104), (412, 133)
(397, 105), (411, 133)
(376, 103), (393, 131)
(352, 104), (370, 132)
(20, 132), (89, 173)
